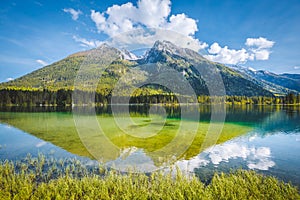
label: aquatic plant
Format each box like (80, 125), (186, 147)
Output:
(0, 155), (299, 199)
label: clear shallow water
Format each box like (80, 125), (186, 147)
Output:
(0, 105), (299, 187)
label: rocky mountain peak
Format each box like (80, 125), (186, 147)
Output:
(142, 40), (200, 63)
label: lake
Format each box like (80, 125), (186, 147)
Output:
(0, 105), (299, 187)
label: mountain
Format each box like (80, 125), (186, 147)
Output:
(0, 40), (288, 97)
(120, 48), (140, 60)
(230, 65), (300, 94)
(256, 71), (300, 93)
(281, 73), (300, 80)
(137, 40), (273, 96)
(0, 45), (141, 93)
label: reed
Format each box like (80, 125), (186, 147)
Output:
(0, 155), (299, 200)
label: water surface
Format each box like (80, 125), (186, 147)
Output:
(0, 105), (299, 186)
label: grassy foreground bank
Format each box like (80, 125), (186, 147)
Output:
(0, 156), (299, 200)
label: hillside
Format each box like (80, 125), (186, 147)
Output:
(256, 72), (300, 92)
(230, 65), (300, 94)
(0, 47), (126, 91)
(0, 40), (284, 97)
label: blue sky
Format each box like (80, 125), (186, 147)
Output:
(0, 0), (300, 82)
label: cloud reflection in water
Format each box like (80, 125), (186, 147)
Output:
(177, 141), (275, 171)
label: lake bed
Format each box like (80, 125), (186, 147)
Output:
(0, 105), (299, 187)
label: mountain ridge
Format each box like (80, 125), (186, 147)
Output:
(229, 65), (300, 94)
(0, 40), (298, 97)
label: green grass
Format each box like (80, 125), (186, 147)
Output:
(0, 155), (299, 200)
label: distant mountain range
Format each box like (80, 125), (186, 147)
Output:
(1, 40), (299, 97)
(229, 65), (300, 94)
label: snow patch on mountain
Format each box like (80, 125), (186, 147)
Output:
(120, 49), (140, 60)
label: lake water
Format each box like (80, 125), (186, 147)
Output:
(0, 105), (299, 187)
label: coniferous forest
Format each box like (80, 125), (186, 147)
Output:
(0, 88), (299, 106)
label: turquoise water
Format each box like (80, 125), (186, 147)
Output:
(0, 105), (299, 187)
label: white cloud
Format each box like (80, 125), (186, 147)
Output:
(204, 37), (274, 64)
(294, 66), (300, 70)
(165, 13), (198, 36)
(36, 59), (48, 66)
(63, 8), (82, 21)
(246, 37), (274, 61)
(247, 160), (275, 170)
(245, 37), (275, 49)
(204, 43), (252, 65)
(106, 28), (207, 52)
(252, 49), (271, 60)
(73, 36), (102, 48)
(90, 0), (206, 51)
(175, 156), (210, 172)
(207, 142), (250, 165)
(247, 147), (275, 170)
(207, 42), (221, 54)
(175, 141), (275, 172)
(36, 141), (47, 148)
(64, 0), (274, 66)
(206, 142), (275, 170)
(135, 0), (171, 28)
(91, 10), (106, 31)
(91, 0), (171, 35)
(6, 77), (13, 81)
